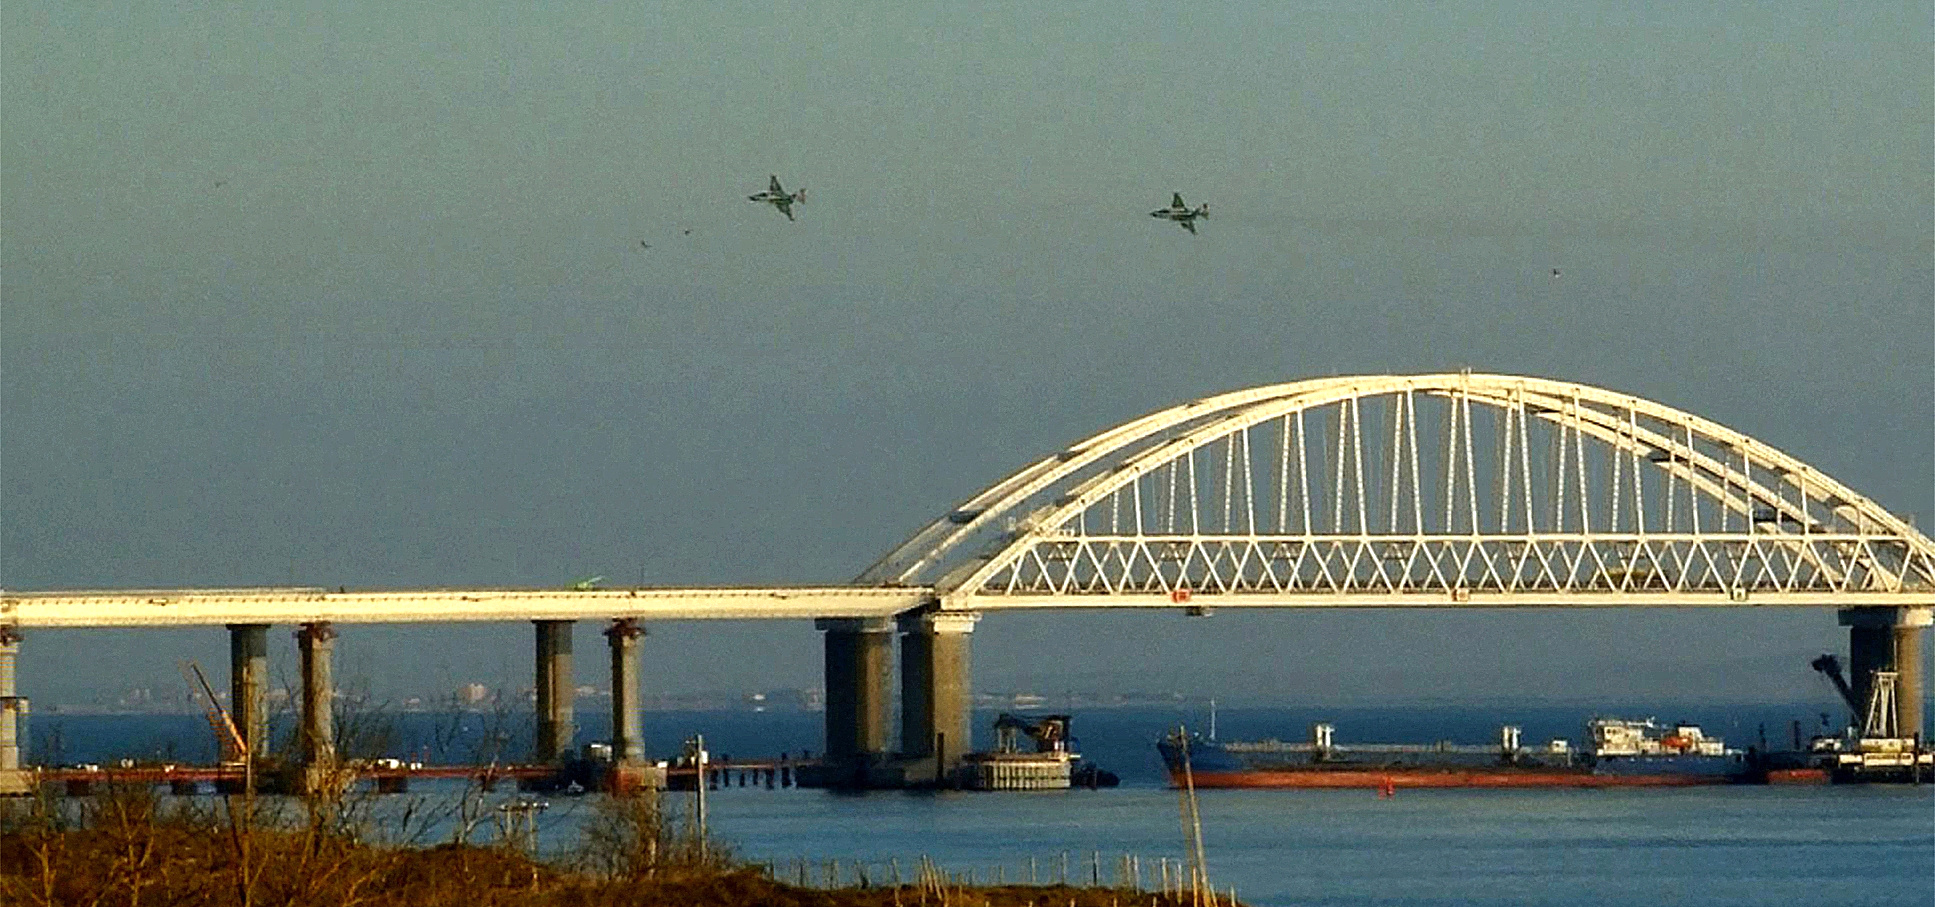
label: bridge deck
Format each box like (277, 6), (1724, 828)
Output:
(0, 586), (933, 628)
(5, 583), (1923, 629)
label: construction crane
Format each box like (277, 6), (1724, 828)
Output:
(1808, 654), (1862, 715)
(1809, 654), (1904, 740)
(183, 661), (261, 905)
(181, 661), (253, 792)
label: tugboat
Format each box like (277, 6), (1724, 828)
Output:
(960, 714), (1118, 790)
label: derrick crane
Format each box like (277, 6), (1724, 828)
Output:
(181, 661), (249, 768)
(1808, 654), (1862, 715)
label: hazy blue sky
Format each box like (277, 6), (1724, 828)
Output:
(4, 2), (1930, 711)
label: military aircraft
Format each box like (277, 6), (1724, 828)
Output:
(748, 175), (806, 221)
(570, 575), (605, 591)
(1150, 192), (1209, 234)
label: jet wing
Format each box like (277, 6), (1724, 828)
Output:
(1179, 219), (1196, 234)
(1171, 192), (1186, 209)
(770, 175), (785, 194)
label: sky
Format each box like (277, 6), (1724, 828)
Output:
(3, 2), (1930, 712)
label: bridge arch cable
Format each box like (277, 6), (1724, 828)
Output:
(863, 375), (1934, 608)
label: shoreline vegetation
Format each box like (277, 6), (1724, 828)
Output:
(0, 783), (1245, 907)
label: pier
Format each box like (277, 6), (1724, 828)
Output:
(3, 375), (1931, 793)
(28, 757), (818, 798)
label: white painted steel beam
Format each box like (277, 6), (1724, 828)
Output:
(0, 586), (933, 629)
(945, 591), (1935, 611)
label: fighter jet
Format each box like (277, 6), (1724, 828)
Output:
(1150, 192), (1209, 234)
(748, 175), (806, 221)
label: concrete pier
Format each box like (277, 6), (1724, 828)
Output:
(1840, 606), (1932, 738)
(898, 611), (979, 782)
(605, 618), (645, 765)
(533, 620), (575, 763)
(1899, 618), (1928, 739)
(1848, 626), (1891, 722)
(226, 623), (269, 760)
(817, 617), (895, 773)
(0, 627), (26, 794)
(296, 622), (337, 770)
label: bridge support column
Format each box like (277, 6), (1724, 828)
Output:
(227, 624), (270, 761)
(817, 617), (895, 777)
(898, 611), (979, 784)
(1839, 607), (1931, 739)
(0, 627), (27, 795)
(533, 620), (575, 763)
(296, 622), (337, 779)
(605, 618), (647, 771)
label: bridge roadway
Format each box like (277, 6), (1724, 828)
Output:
(3, 581), (1922, 630)
(0, 585), (932, 628)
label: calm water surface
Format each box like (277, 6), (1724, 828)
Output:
(696, 785), (1933, 907)
(28, 707), (1935, 907)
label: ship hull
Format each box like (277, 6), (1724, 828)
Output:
(1159, 735), (1752, 788)
(1171, 768), (1737, 789)
(1761, 767), (1831, 785)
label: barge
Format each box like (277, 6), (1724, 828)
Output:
(962, 714), (1119, 790)
(1159, 717), (1752, 788)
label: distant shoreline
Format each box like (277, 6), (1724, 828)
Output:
(22, 694), (1845, 719)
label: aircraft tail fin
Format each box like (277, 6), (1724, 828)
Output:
(793, 188), (807, 203)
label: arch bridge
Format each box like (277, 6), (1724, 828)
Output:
(2, 374), (1929, 789)
(871, 373), (1932, 611)
(826, 374), (1931, 781)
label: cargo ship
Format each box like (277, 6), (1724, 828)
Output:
(1158, 718), (1751, 788)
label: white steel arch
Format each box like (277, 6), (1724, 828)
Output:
(864, 374), (1935, 611)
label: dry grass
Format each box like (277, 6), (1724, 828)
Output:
(0, 784), (1232, 907)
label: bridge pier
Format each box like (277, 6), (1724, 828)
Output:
(296, 622), (337, 788)
(1, 627), (27, 794)
(898, 611), (979, 783)
(533, 620), (574, 763)
(226, 624), (270, 761)
(1840, 607), (1931, 738)
(604, 618), (652, 790)
(817, 617), (895, 780)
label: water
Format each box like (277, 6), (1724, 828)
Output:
(703, 787), (1933, 907)
(22, 706), (1934, 907)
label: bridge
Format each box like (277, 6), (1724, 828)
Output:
(3, 374), (1930, 790)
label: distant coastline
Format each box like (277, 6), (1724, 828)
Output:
(20, 689), (1848, 718)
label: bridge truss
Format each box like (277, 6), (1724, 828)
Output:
(864, 374), (1935, 610)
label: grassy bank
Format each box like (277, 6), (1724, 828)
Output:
(0, 785), (1238, 906)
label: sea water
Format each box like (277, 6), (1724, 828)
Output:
(22, 706), (1935, 907)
